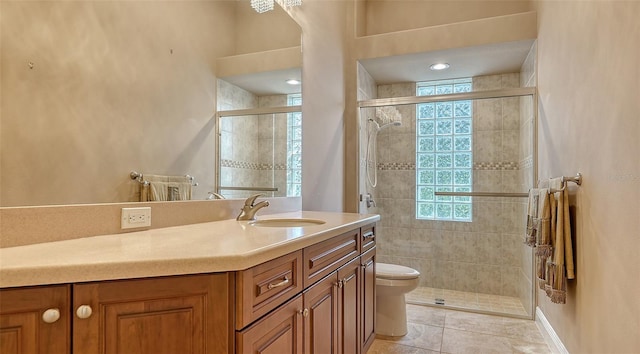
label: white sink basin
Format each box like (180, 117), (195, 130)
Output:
(248, 218), (326, 228)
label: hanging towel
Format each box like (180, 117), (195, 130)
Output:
(524, 189), (540, 247)
(533, 189), (552, 290)
(542, 178), (575, 304)
(143, 174), (192, 202)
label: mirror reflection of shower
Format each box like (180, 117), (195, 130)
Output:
(366, 106), (403, 187)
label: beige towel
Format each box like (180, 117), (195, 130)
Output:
(535, 189), (553, 257)
(542, 178), (575, 304)
(534, 189), (552, 290)
(142, 175), (192, 202)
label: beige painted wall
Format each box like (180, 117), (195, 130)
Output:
(234, 0), (301, 54)
(535, 1), (640, 352)
(0, 1), (235, 206)
(289, 1), (351, 212)
(364, 0), (532, 35)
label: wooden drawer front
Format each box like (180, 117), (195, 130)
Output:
(303, 229), (360, 288)
(361, 223), (376, 253)
(236, 294), (303, 354)
(236, 250), (303, 330)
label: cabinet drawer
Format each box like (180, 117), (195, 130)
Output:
(236, 250), (303, 330)
(361, 223), (376, 253)
(236, 294), (303, 354)
(303, 229), (360, 288)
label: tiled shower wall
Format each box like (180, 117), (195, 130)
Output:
(217, 80), (288, 198)
(360, 72), (534, 310)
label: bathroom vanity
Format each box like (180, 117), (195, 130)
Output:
(0, 212), (378, 354)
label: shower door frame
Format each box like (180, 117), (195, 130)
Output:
(357, 86), (539, 319)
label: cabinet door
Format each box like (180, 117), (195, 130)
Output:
(236, 294), (303, 354)
(360, 247), (376, 353)
(337, 257), (360, 354)
(73, 273), (231, 354)
(0, 285), (70, 354)
(303, 273), (338, 354)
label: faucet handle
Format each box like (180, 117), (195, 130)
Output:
(245, 194), (263, 206)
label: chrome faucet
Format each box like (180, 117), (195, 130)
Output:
(236, 194), (270, 221)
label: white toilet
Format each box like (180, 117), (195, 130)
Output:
(375, 263), (420, 337)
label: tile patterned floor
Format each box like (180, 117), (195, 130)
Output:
(368, 304), (552, 354)
(407, 286), (529, 317)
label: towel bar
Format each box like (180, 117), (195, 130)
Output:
(433, 191), (528, 198)
(130, 171), (198, 186)
(218, 186), (278, 192)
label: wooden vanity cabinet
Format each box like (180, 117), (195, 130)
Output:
(235, 224), (377, 354)
(0, 285), (70, 354)
(73, 273), (232, 354)
(0, 222), (377, 354)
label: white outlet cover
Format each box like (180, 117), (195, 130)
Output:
(121, 207), (152, 229)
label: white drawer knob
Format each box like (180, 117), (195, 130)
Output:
(76, 305), (93, 319)
(42, 308), (60, 323)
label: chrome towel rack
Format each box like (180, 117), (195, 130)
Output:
(130, 171), (198, 186)
(434, 173), (582, 198)
(218, 186), (278, 192)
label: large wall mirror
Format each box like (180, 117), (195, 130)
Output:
(0, 0), (301, 207)
(215, 4), (302, 200)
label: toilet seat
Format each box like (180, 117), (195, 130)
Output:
(376, 263), (420, 280)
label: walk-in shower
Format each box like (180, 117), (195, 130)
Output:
(358, 72), (537, 319)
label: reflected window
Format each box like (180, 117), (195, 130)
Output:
(416, 78), (473, 221)
(287, 94), (302, 196)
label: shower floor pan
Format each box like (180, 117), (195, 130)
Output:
(406, 286), (529, 318)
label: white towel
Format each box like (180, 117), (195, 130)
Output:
(524, 188), (540, 247)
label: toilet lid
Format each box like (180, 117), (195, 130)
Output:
(376, 263), (420, 280)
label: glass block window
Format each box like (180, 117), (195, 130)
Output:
(416, 78), (472, 221)
(287, 94), (302, 197)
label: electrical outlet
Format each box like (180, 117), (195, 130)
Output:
(121, 207), (152, 229)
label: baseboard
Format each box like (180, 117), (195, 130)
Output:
(535, 307), (569, 354)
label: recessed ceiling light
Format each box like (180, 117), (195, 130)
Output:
(286, 79), (301, 85)
(429, 63), (450, 71)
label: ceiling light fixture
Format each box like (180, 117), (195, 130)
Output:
(286, 79), (301, 85)
(251, 0), (302, 13)
(250, 0), (274, 13)
(429, 63), (450, 71)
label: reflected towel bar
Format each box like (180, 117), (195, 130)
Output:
(130, 171), (198, 186)
(218, 186), (278, 192)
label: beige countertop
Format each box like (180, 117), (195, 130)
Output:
(0, 211), (379, 288)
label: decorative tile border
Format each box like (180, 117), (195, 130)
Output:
(378, 162), (416, 170)
(221, 159), (287, 170)
(473, 162), (519, 170)
(376, 161), (522, 171)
